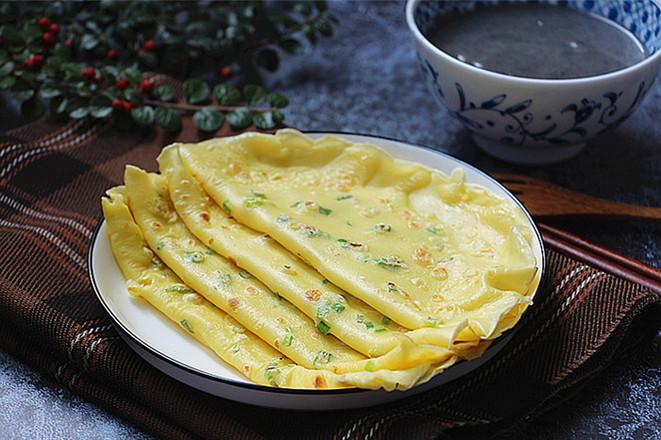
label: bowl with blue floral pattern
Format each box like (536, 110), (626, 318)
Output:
(406, 0), (661, 165)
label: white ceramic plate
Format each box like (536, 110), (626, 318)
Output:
(88, 132), (545, 410)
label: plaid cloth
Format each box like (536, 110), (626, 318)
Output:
(0, 115), (659, 440)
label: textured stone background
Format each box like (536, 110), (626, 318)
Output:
(1, 1), (659, 439)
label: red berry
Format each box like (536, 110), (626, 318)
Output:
(143, 39), (155, 51)
(49, 23), (60, 34)
(64, 39), (72, 47)
(32, 54), (43, 65)
(116, 79), (128, 90)
(106, 49), (118, 59)
(38, 17), (51, 30)
(139, 78), (153, 93)
(82, 66), (96, 80)
(112, 99), (124, 110)
(220, 66), (232, 78)
(23, 58), (35, 69)
(122, 101), (134, 112)
(41, 32), (56, 46)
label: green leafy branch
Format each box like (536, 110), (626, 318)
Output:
(0, 1), (336, 131)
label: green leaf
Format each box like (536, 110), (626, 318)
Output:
(56, 98), (69, 114)
(295, 2), (313, 16)
(183, 78), (210, 104)
(13, 89), (34, 102)
(23, 23), (42, 39)
(227, 109), (252, 129)
(21, 96), (44, 121)
(70, 107), (90, 119)
(40, 86), (61, 98)
(213, 84), (240, 105)
(138, 51), (158, 68)
(122, 67), (142, 84)
(278, 38), (303, 55)
(81, 34), (99, 50)
(193, 108), (224, 132)
(268, 93), (288, 108)
(154, 107), (182, 132)
(154, 84), (175, 102)
(317, 21), (333, 37)
(254, 48), (279, 72)
(272, 111), (285, 124)
(243, 84), (266, 105)
(1, 27), (23, 45)
(123, 88), (143, 104)
(100, 65), (119, 81)
(253, 112), (276, 130)
(89, 106), (113, 118)
(131, 106), (155, 126)
(0, 76), (16, 89)
(0, 61), (14, 77)
(303, 25), (318, 44)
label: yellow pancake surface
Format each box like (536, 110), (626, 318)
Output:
(122, 166), (454, 375)
(158, 146), (466, 360)
(103, 187), (454, 389)
(179, 129), (539, 342)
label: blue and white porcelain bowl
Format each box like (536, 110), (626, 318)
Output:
(406, 0), (661, 165)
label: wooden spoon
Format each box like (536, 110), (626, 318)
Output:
(493, 173), (661, 220)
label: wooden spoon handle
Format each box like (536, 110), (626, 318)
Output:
(494, 173), (661, 220)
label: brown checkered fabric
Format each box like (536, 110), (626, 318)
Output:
(0, 115), (659, 440)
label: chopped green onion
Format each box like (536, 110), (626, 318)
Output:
(336, 195), (353, 201)
(381, 316), (392, 325)
(375, 256), (407, 270)
(166, 285), (193, 294)
(337, 238), (349, 248)
(155, 241), (165, 250)
(313, 350), (333, 367)
(282, 333), (294, 347)
(318, 206), (332, 216)
(222, 200), (231, 214)
(290, 201), (302, 208)
(265, 361), (281, 384)
(423, 318), (438, 328)
(316, 320), (331, 335)
(243, 198), (264, 208)
(276, 215), (290, 223)
(238, 271), (251, 279)
(426, 226), (441, 235)
(250, 189), (267, 199)
(331, 303), (345, 313)
(180, 319), (194, 334)
(321, 279), (330, 285)
(365, 360), (376, 372)
(374, 327), (386, 332)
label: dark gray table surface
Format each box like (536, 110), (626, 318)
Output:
(1, 2), (659, 439)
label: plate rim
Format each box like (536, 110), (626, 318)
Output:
(88, 130), (547, 396)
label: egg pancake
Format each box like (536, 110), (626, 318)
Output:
(103, 187), (455, 389)
(178, 130), (539, 343)
(123, 166), (454, 374)
(158, 145), (466, 360)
